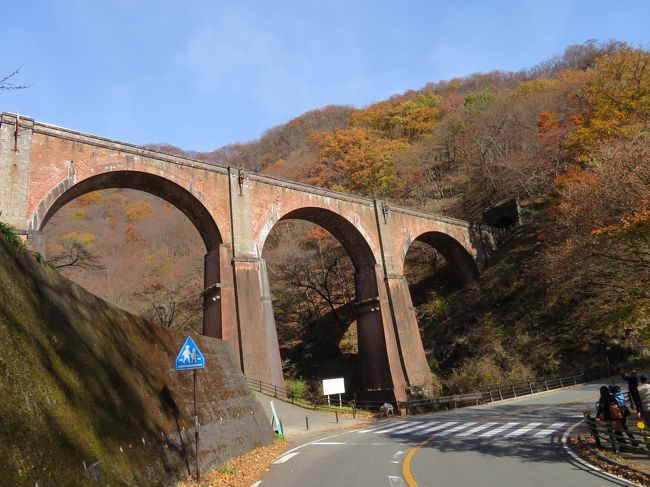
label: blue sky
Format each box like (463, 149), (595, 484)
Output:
(2, 1), (648, 152)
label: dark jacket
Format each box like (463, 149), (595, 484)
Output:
(597, 395), (620, 420)
(623, 374), (639, 391)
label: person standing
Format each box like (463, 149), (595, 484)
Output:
(622, 369), (642, 410)
(597, 385), (627, 447)
(638, 375), (650, 423)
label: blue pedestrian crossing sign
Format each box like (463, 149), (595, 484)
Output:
(175, 336), (205, 371)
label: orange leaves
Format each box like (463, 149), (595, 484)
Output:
(310, 127), (407, 195)
(564, 48), (650, 162)
(125, 225), (139, 242)
(125, 201), (153, 222)
(552, 165), (595, 188)
(538, 111), (562, 136)
(592, 211), (650, 237)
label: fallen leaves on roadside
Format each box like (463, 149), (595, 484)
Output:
(568, 436), (650, 486)
(178, 439), (289, 487)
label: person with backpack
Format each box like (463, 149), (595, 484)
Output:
(597, 385), (627, 446)
(609, 384), (638, 445)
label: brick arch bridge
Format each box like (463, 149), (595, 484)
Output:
(0, 113), (496, 401)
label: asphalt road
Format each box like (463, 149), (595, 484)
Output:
(258, 382), (634, 486)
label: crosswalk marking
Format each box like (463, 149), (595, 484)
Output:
(395, 422), (438, 434)
(436, 422), (478, 436)
(478, 422), (519, 437)
(456, 422), (498, 437)
(533, 422), (566, 437)
(371, 422), (425, 434)
(414, 421), (459, 436)
(505, 422), (543, 437)
(358, 420), (569, 439)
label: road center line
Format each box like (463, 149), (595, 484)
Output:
(312, 441), (347, 445)
(402, 434), (436, 487)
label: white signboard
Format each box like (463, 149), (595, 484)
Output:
(322, 378), (345, 396)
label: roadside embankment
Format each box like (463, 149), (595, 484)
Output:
(0, 235), (272, 486)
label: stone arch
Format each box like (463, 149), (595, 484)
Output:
(274, 207), (376, 271)
(29, 169), (224, 337)
(261, 206), (398, 394)
(30, 170), (222, 251)
(404, 231), (479, 286)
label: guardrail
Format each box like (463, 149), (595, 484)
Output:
(584, 413), (650, 455)
(246, 371), (586, 416)
(245, 377), (389, 414)
(480, 373), (585, 403)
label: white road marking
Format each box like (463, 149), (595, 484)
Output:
(388, 475), (406, 486)
(312, 442), (346, 445)
(358, 424), (391, 433)
(436, 422), (478, 436)
(456, 422), (498, 437)
(478, 422), (519, 437)
(414, 421), (458, 436)
(273, 452), (300, 464)
(250, 482), (262, 487)
(533, 422), (566, 437)
(505, 422), (543, 437)
(373, 422), (425, 434)
(394, 422), (435, 434)
(391, 450), (405, 463)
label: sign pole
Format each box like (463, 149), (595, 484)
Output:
(194, 368), (200, 482)
(175, 336), (205, 482)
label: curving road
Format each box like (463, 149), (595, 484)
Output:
(258, 382), (633, 486)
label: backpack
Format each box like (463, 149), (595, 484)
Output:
(609, 401), (624, 419)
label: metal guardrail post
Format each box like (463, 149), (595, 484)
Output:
(559, 377), (564, 387)
(573, 375), (577, 385)
(488, 389), (494, 402)
(274, 385), (277, 398)
(259, 380), (262, 392)
(544, 379), (549, 391)
(529, 382), (534, 394)
(511, 384), (517, 397)
(498, 387), (503, 400)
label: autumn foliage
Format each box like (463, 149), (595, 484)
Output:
(43, 41), (650, 393)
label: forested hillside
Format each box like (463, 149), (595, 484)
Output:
(44, 40), (650, 394)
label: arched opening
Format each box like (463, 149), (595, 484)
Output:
(402, 231), (479, 385)
(493, 216), (515, 229)
(261, 207), (393, 396)
(34, 171), (223, 337)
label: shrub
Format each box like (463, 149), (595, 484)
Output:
(285, 378), (308, 400)
(0, 221), (24, 250)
